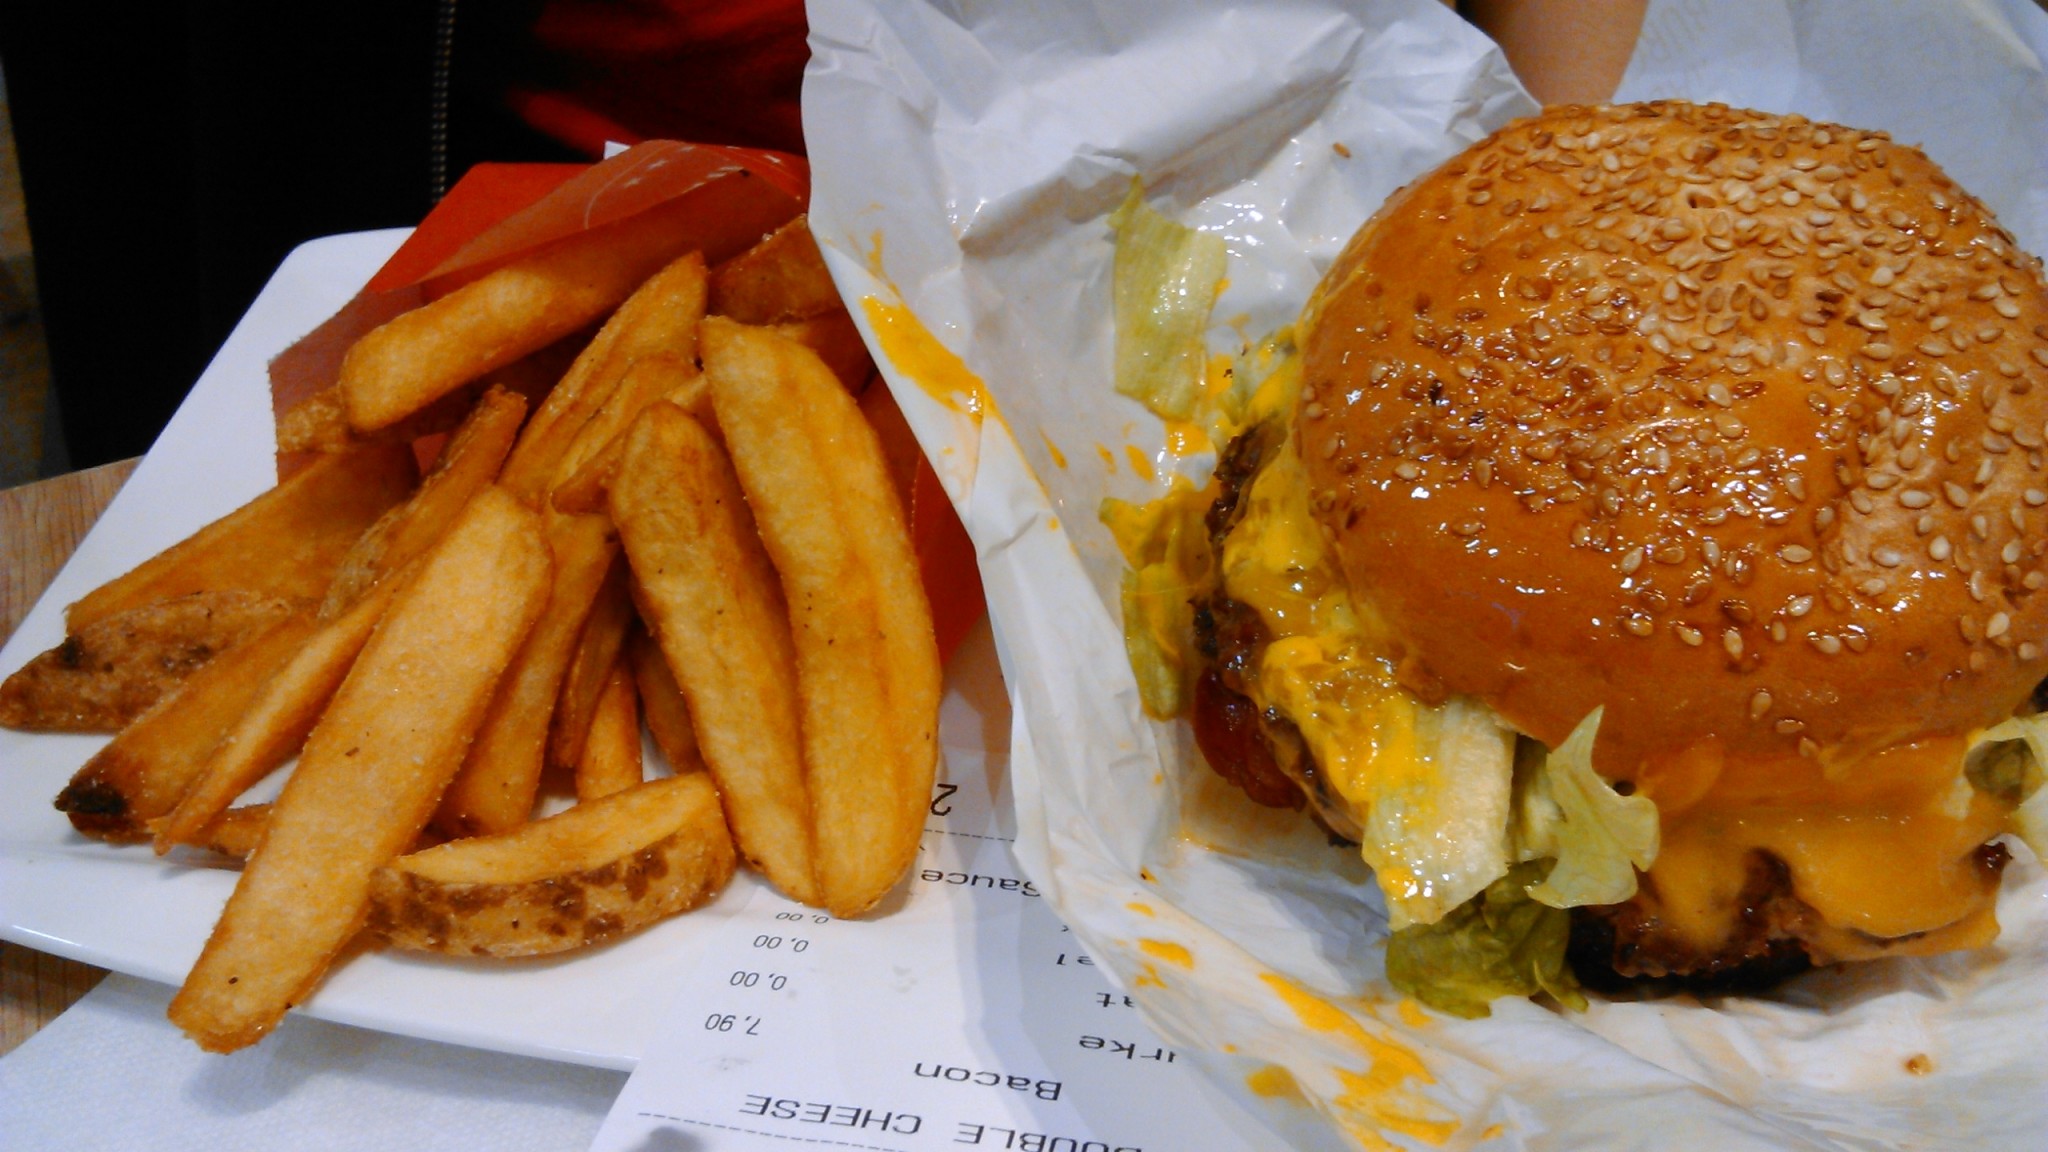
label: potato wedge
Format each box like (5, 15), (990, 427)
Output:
(66, 443), (415, 634)
(152, 580), (396, 853)
(548, 556), (634, 777)
(168, 486), (550, 1053)
(611, 403), (819, 905)
(709, 216), (839, 324)
(574, 657), (643, 801)
(53, 612), (319, 841)
(367, 773), (731, 957)
(0, 591), (296, 732)
(773, 310), (873, 396)
(319, 386), (528, 617)
(340, 229), (692, 434)
(549, 359), (708, 516)
(498, 251), (708, 504)
(627, 623), (705, 777)
(434, 510), (616, 838)
(168, 803), (270, 861)
(701, 319), (942, 918)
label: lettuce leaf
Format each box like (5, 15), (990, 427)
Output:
(1384, 861), (1585, 1019)
(1108, 180), (1227, 422)
(1513, 709), (1660, 909)
(1346, 694), (1516, 930)
(1967, 713), (2048, 858)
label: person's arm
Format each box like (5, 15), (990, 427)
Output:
(1461, 0), (1649, 105)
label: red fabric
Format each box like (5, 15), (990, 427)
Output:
(518, 0), (809, 157)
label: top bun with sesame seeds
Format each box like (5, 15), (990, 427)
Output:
(1292, 101), (2048, 980)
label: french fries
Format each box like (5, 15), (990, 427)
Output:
(0, 591), (296, 732)
(151, 581), (395, 853)
(434, 510), (617, 837)
(701, 319), (941, 918)
(708, 216), (840, 324)
(575, 658), (645, 800)
(612, 402), (820, 906)
(628, 624), (706, 777)
(339, 226), (694, 434)
(319, 386), (528, 616)
(169, 486), (551, 1052)
(498, 251), (708, 504)
(23, 176), (957, 1052)
(54, 613), (321, 841)
(549, 557), (636, 778)
(64, 442), (414, 634)
(368, 773), (730, 957)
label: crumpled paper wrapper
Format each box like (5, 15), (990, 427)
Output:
(802, 0), (2048, 1147)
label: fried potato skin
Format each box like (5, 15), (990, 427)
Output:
(54, 612), (320, 841)
(168, 487), (550, 1053)
(65, 443), (416, 635)
(367, 774), (731, 957)
(701, 319), (941, 918)
(0, 591), (298, 732)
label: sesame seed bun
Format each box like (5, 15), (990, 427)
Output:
(1298, 101), (2048, 792)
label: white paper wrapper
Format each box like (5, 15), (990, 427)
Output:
(801, 1), (2048, 1147)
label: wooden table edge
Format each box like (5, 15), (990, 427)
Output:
(1, 457), (138, 1057)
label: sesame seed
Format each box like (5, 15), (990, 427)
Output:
(1810, 633), (1843, 655)
(1750, 689), (1773, 718)
(1970, 651), (1990, 673)
(1863, 342), (1894, 360)
(1620, 547), (1645, 575)
(2004, 540), (2024, 564)
(1776, 717), (1807, 736)
(1961, 615), (1981, 642)
(1787, 594), (1815, 617)
(1624, 614), (1655, 637)
(1930, 536), (1953, 561)
(1916, 513), (1937, 535)
(1973, 513), (1992, 539)
(1724, 629), (1745, 659)
(1771, 621), (1789, 642)
(1393, 462), (1420, 480)
(1861, 577), (1889, 596)
(1851, 490), (1875, 514)
(2024, 643), (2043, 661)
(1676, 624), (1704, 646)
(1870, 265), (1895, 287)
(1945, 481), (1971, 507)
(1995, 298), (2022, 319)
(1799, 737), (1821, 759)
(1873, 546), (1905, 567)
(1989, 613), (2013, 639)
(1779, 544), (1814, 563)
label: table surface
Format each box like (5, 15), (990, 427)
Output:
(0, 457), (138, 1057)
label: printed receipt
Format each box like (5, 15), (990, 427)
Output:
(588, 626), (1275, 1152)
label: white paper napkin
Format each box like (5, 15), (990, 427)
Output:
(0, 974), (623, 1151)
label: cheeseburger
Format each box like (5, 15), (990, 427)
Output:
(1180, 101), (2048, 1006)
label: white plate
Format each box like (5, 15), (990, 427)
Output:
(0, 229), (1007, 1070)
